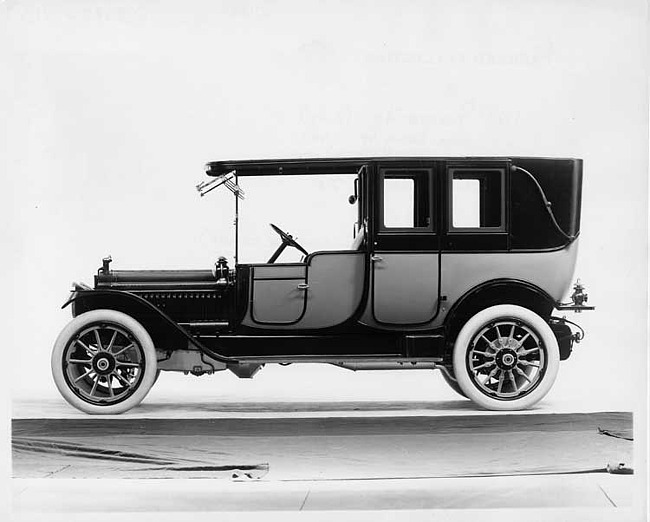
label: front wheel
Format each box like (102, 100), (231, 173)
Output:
(452, 305), (560, 411)
(51, 310), (158, 414)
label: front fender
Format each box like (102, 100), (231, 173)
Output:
(63, 289), (236, 364)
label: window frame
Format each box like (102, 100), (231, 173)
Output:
(378, 168), (434, 234)
(447, 167), (506, 234)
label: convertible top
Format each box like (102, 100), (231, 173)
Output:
(205, 156), (581, 177)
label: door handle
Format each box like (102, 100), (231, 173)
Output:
(297, 283), (310, 290)
(371, 254), (383, 262)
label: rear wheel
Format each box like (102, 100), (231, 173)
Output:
(452, 305), (560, 410)
(51, 310), (158, 414)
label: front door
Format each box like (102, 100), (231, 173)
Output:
(371, 165), (440, 325)
(249, 264), (307, 325)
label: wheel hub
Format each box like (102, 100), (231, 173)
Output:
(495, 348), (518, 370)
(92, 353), (116, 375)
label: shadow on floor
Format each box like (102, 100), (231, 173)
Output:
(134, 399), (481, 414)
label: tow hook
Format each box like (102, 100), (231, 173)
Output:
(571, 326), (583, 344)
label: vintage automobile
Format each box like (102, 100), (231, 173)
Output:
(52, 157), (594, 414)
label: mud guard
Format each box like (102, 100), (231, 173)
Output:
(62, 289), (237, 364)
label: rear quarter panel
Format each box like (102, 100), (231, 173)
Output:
(359, 240), (579, 331)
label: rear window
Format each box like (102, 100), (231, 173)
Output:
(449, 168), (505, 232)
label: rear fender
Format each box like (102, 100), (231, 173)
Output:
(444, 279), (556, 359)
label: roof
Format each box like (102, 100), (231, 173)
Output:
(205, 157), (581, 177)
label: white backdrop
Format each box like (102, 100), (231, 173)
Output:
(2, 0), (647, 414)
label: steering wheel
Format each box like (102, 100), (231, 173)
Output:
(267, 223), (309, 263)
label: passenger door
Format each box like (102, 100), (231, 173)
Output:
(371, 165), (440, 325)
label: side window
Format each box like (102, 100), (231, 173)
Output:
(381, 169), (432, 230)
(383, 178), (415, 227)
(449, 168), (505, 232)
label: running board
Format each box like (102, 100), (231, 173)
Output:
(233, 355), (443, 366)
(332, 361), (440, 371)
(203, 332), (446, 359)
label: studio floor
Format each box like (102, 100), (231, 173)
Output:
(10, 365), (644, 519)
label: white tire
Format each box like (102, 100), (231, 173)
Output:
(452, 305), (560, 411)
(51, 309), (158, 414)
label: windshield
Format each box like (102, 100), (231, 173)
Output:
(237, 173), (358, 263)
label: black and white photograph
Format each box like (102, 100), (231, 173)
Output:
(3, 1), (648, 521)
